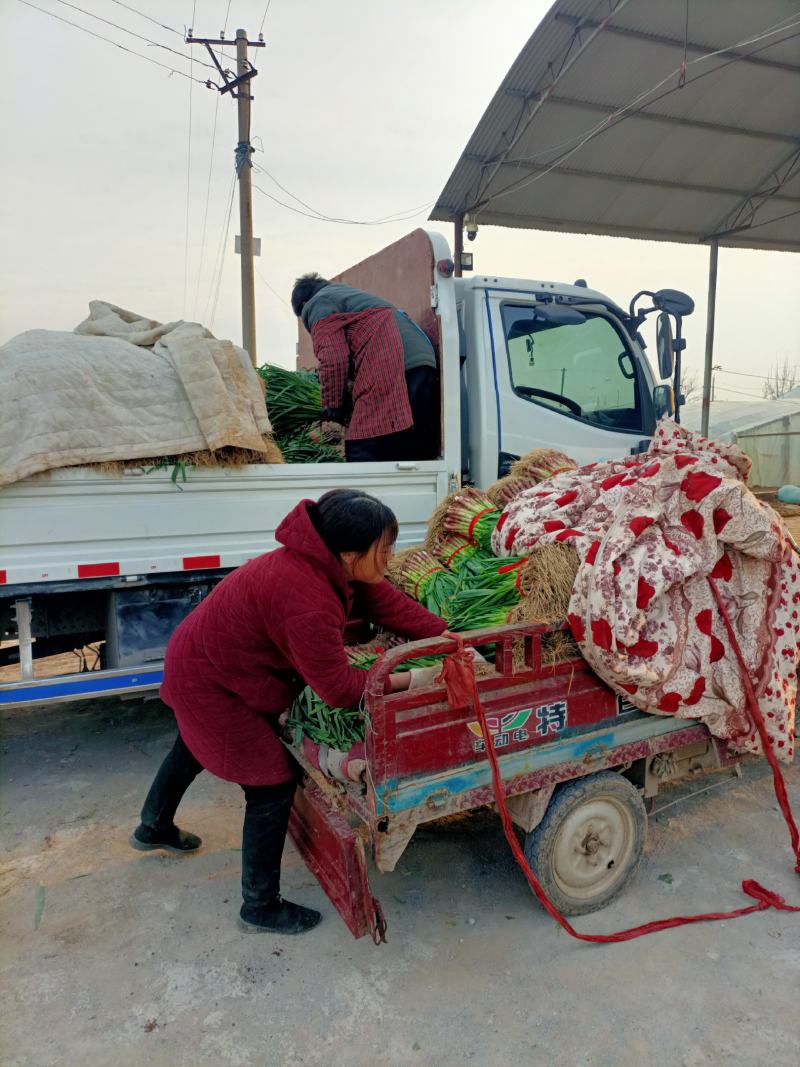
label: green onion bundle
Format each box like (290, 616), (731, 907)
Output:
(257, 364), (323, 437)
(442, 490), (500, 551)
(287, 649), (447, 750)
(486, 474), (539, 507)
(345, 647), (380, 671)
(386, 548), (460, 616)
(438, 556), (526, 631)
(428, 531), (484, 574)
(458, 554), (528, 597)
(275, 428), (343, 463)
(442, 587), (516, 632)
(425, 487), (501, 555)
(509, 448), (577, 483)
(286, 687), (367, 750)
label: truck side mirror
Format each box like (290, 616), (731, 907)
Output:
(653, 289), (695, 318)
(656, 312), (675, 379)
(653, 384), (675, 420)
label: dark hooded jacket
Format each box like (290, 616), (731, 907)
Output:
(160, 500), (446, 784)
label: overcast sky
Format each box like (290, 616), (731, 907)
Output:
(2, 0), (798, 405)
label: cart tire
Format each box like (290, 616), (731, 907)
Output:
(523, 772), (646, 916)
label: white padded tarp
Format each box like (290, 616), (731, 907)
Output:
(0, 301), (272, 486)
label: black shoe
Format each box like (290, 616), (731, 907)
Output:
(130, 823), (202, 854)
(239, 897), (322, 935)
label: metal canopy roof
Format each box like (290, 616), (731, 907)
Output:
(431, 0), (800, 251)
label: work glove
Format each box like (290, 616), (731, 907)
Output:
(407, 648), (488, 690)
(303, 737), (366, 783)
(407, 664), (442, 690)
(324, 742), (366, 783)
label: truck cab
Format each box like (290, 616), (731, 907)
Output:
(299, 228), (675, 489)
(456, 274), (658, 486)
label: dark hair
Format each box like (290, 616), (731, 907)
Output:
(291, 272), (331, 317)
(310, 489), (398, 557)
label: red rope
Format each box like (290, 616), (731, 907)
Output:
(439, 628), (800, 944)
(497, 557), (528, 594)
(445, 542), (473, 568)
(411, 564), (445, 601)
(466, 507), (496, 543)
(708, 577), (800, 872)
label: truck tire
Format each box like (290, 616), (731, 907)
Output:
(523, 772), (646, 916)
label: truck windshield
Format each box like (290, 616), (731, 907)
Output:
(501, 304), (643, 432)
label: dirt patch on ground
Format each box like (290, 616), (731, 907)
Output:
(1, 695), (798, 1067)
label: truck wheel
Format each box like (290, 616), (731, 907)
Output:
(523, 772), (646, 916)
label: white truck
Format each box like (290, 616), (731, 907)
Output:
(0, 228), (690, 707)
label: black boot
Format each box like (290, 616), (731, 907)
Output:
(238, 779), (322, 935)
(131, 733), (204, 854)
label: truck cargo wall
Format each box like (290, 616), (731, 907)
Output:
(297, 228), (439, 369)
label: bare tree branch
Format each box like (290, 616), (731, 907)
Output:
(762, 358), (798, 399)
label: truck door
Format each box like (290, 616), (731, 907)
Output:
(486, 293), (655, 472)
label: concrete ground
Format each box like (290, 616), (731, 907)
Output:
(1, 695), (798, 1067)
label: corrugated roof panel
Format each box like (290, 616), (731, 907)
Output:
(431, 0), (800, 251)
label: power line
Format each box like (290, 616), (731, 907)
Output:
(51, 0), (217, 71)
(259, 1), (272, 35)
(254, 158), (433, 221)
(255, 268), (292, 311)
(107, 0), (183, 38)
(712, 383), (766, 399)
(493, 29), (800, 174)
(717, 367), (798, 381)
(16, 0), (210, 84)
(207, 173), (237, 328)
(516, 15), (800, 169)
(217, 1), (234, 73)
(193, 92), (222, 319)
(251, 165), (433, 226)
(106, 0), (230, 66)
(183, 1), (197, 319)
(475, 14), (800, 210)
(204, 172), (235, 323)
(485, 18), (800, 206)
(252, 180), (433, 225)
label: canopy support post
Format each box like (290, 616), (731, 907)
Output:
(454, 214), (464, 278)
(701, 239), (719, 438)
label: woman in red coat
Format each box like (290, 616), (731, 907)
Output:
(131, 490), (447, 934)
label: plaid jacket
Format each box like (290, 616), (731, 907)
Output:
(310, 306), (413, 441)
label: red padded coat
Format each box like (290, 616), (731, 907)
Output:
(160, 499), (446, 785)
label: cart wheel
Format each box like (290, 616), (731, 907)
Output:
(523, 772), (646, 916)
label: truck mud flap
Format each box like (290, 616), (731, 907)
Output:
(288, 779), (387, 944)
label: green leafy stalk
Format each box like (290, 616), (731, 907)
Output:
(286, 651), (447, 750)
(257, 364), (323, 437)
(275, 429), (343, 463)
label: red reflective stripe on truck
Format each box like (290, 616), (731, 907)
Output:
(0, 570), (6, 584)
(182, 555), (221, 570)
(77, 562), (120, 579)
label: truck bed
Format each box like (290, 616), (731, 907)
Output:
(0, 461), (452, 588)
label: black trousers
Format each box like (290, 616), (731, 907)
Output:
(140, 733), (296, 909)
(345, 365), (439, 462)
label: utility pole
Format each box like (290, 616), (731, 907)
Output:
(700, 239), (719, 438)
(711, 363), (722, 402)
(235, 29), (256, 365)
(187, 27), (265, 365)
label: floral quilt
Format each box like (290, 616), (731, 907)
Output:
(492, 420), (799, 762)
